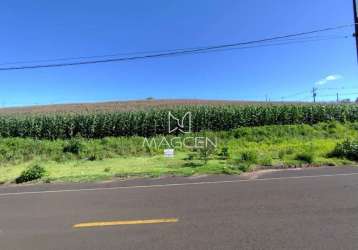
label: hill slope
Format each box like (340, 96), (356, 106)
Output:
(0, 99), (277, 114)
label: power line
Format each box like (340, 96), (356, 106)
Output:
(207, 36), (348, 54)
(319, 92), (358, 97)
(0, 35), (347, 66)
(297, 96), (313, 102)
(278, 88), (358, 102)
(0, 36), (349, 71)
(159, 36), (349, 62)
(281, 90), (311, 99)
(0, 23), (354, 71)
(0, 45), (214, 66)
(317, 86), (358, 91)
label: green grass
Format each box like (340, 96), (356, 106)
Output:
(0, 152), (236, 183)
(0, 121), (357, 184)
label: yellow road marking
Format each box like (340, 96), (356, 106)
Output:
(73, 218), (179, 228)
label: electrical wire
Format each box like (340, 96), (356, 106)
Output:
(0, 35), (348, 66)
(190, 36), (348, 55)
(318, 87), (358, 91)
(0, 24), (354, 71)
(319, 92), (358, 97)
(281, 90), (312, 99)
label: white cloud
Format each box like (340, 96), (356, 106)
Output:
(315, 74), (342, 85)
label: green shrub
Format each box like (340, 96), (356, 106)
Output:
(183, 152), (203, 167)
(222, 166), (236, 175)
(15, 164), (46, 184)
(198, 143), (216, 164)
(229, 162), (251, 172)
(240, 150), (258, 163)
(295, 152), (314, 163)
(278, 150), (286, 159)
(87, 154), (97, 161)
(218, 147), (230, 160)
(259, 156), (273, 166)
(63, 139), (82, 154)
(329, 139), (358, 161)
(278, 147), (295, 159)
(237, 163), (251, 172)
(228, 157), (252, 172)
(185, 153), (196, 161)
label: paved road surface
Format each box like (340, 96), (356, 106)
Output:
(1, 166), (358, 250)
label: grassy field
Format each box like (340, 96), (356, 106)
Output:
(0, 100), (357, 184)
(0, 121), (357, 184)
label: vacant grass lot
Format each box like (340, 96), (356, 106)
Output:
(0, 121), (356, 184)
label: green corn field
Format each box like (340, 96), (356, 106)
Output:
(0, 104), (356, 139)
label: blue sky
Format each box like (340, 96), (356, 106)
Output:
(0, 0), (357, 106)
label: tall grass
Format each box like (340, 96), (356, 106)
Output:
(0, 121), (355, 168)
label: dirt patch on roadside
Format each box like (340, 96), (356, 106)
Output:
(242, 168), (304, 180)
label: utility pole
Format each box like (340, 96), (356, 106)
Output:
(354, 0), (358, 62)
(312, 88), (317, 103)
(336, 92), (339, 103)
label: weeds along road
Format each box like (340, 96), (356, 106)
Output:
(0, 166), (358, 250)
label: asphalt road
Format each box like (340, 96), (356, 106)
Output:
(1, 166), (358, 250)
